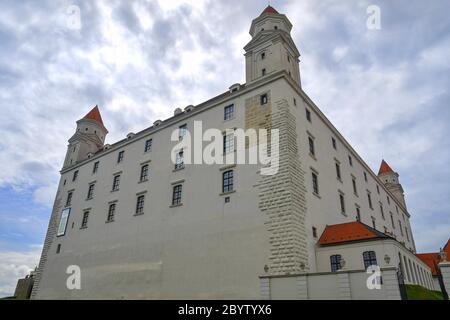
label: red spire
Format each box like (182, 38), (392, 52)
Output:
(260, 5), (279, 16)
(378, 160), (394, 175)
(83, 105), (105, 127)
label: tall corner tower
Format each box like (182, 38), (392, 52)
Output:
(378, 160), (407, 209)
(63, 105), (108, 169)
(244, 5), (301, 87)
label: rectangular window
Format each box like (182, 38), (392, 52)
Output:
(107, 203), (116, 222)
(376, 185), (380, 194)
(352, 177), (358, 195)
(223, 170), (234, 193)
(140, 164), (149, 182)
(260, 94), (268, 105)
(339, 193), (346, 214)
(117, 151), (124, 163)
(308, 136), (315, 156)
(175, 150), (184, 170)
(93, 161), (99, 174)
(72, 170), (79, 182)
(363, 251), (377, 269)
(87, 184), (95, 199)
(380, 202), (385, 220)
(387, 196), (391, 205)
(57, 208), (70, 236)
(223, 133), (234, 154)
(135, 195), (145, 215)
(390, 212), (395, 229)
(405, 227), (409, 241)
(312, 227), (317, 238)
(332, 137), (337, 150)
(261, 52), (266, 60)
(399, 220), (403, 236)
(172, 185), (183, 206)
(312, 172), (319, 195)
(145, 139), (153, 153)
(179, 124), (187, 139)
(364, 172), (368, 182)
(330, 255), (342, 272)
(56, 244), (61, 254)
(112, 175), (120, 191)
(349, 155), (353, 167)
(66, 191), (73, 207)
(335, 162), (341, 180)
(81, 211), (89, 228)
(224, 104), (234, 121)
(367, 191), (373, 209)
(262, 68), (266, 76)
(371, 217), (376, 229)
(356, 206), (361, 221)
(305, 108), (311, 122)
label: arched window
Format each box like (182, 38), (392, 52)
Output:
(363, 251), (377, 269)
(330, 254), (341, 272)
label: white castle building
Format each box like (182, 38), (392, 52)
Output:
(32, 6), (436, 299)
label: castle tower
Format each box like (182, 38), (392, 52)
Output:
(244, 5), (301, 87)
(63, 106), (108, 169)
(378, 160), (407, 209)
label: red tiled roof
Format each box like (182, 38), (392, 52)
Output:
(416, 253), (441, 276)
(83, 105), (105, 127)
(318, 221), (389, 246)
(378, 160), (394, 175)
(260, 5), (279, 16)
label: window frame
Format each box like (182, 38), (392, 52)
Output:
(172, 184), (183, 206)
(140, 164), (149, 182)
(135, 195), (145, 215)
(81, 211), (89, 229)
(222, 170), (234, 194)
(112, 175), (121, 191)
(224, 104), (235, 121)
(107, 203), (116, 222)
(330, 254), (342, 272)
(363, 251), (378, 269)
(144, 139), (153, 153)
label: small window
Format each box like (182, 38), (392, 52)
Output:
(312, 227), (317, 238)
(371, 217), (376, 229)
(140, 164), (149, 182)
(56, 244), (61, 254)
(376, 185), (380, 194)
(93, 161), (99, 174)
(262, 68), (266, 76)
(261, 52), (266, 60)
(332, 137), (337, 150)
(364, 172), (368, 182)
(399, 220), (403, 236)
(223, 170), (234, 193)
(63, 179), (67, 186)
(387, 196), (390, 205)
(145, 139), (153, 153)
(339, 193), (346, 214)
(172, 185), (183, 206)
(405, 227), (409, 241)
(305, 108), (311, 122)
(363, 251), (377, 270)
(225, 196), (231, 203)
(117, 151), (125, 163)
(72, 170), (79, 182)
(66, 191), (73, 207)
(57, 208), (70, 236)
(81, 211), (89, 228)
(390, 212), (395, 229)
(380, 203), (385, 220)
(287, 54), (290, 62)
(335, 162), (341, 180)
(135, 195), (145, 215)
(260, 94), (268, 105)
(352, 178), (358, 195)
(274, 25), (278, 30)
(87, 184), (95, 200)
(175, 150), (184, 170)
(367, 191), (373, 209)
(224, 104), (235, 121)
(330, 255), (342, 272)
(293, 98), (297, 106)
(107, 203), (116, 222)
(356, 206), (361, 221)
(223, 133), (234, 154)
(179, 124), (187, 139)
(112, 175), (120, 191)
(349, 155), (353, 167)
(311, 172), (319, 195)
(308, 136), (315, 156)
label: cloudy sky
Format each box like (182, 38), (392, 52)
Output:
(0, 0), (449, 297)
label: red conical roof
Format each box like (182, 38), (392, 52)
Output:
(378, 160), (394, 175)
(83, 105), (105, 127)
(260, 5), (279, 16)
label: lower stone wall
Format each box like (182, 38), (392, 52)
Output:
(260, 266), (401, 300)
